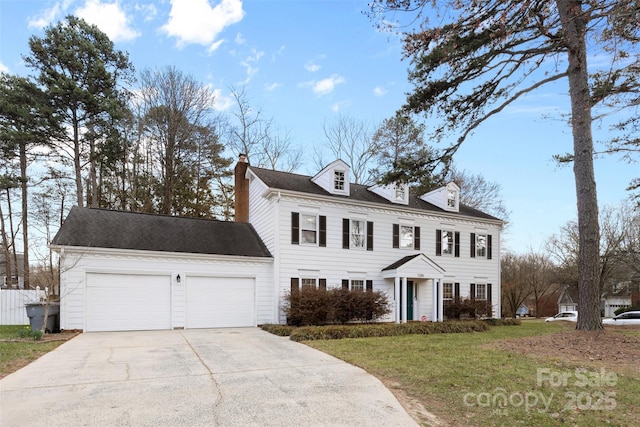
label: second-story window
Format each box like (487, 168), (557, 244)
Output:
(334, 170), (345, 190)
(470, 233), (492, 259)
(436, 229), (460, 257)
(292, 212), (326, 246)
(301, 214), (317, 244)
(351, 220), (365, 248)
(392, 224), (421, 250)
(343, 219), (374, 250)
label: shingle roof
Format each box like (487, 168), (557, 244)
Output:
(51, 207), (272, 258)
(382, 254), (423, 271)
(249, 166), (501, 221)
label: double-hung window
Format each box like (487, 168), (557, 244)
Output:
(301, 214), (317, 244)
(470, 233), (492, 259)
(351, 220), (365, 248)
(341, 278), (373, 292)
(393, 224), (421, 249)
(443, 283), (454, 301)
(436, 229), (459, 257)
(343, 219), (374, 250)
(292, 212), (326, 246)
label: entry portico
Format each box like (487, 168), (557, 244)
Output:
(382, 254), (446, 323)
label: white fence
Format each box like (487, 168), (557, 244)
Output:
(0, 289), (40, 325)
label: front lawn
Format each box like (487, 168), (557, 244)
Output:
(0, 325), (66, 379)
(306, 321), (640, 427)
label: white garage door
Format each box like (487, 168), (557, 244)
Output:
(186, 277), (255, 328)
(85, 273), (171, 332)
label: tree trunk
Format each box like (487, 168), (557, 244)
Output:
(72, 110), (84, 207)
(0, 199), (12, 287)
(20, 142), (30, 288)
(557, 0), (602, 331)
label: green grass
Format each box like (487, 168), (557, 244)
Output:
(0, 325), (64, 379)
(306, 321), (639, 427)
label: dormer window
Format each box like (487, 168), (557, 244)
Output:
(447, 190), (458, 209)
(395, 185), (406, 202)
(334, 170), (345, 191)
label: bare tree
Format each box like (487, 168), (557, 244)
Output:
(227, 85), (301, 171)
(501, 252), (534, 318)
(320, 113), (376, 184)
(446, 167), (511, 223)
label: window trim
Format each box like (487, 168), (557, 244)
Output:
(292, 212), (326, 247)
(334, 170), (345, 191)
(344, 218), (374, 251)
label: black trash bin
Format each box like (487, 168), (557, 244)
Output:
(25, 302), (60, 332)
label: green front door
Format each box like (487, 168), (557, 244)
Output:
(401, 280), (414, 321)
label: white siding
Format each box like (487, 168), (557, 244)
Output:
(272, 196), (502, 323)
(59, 249), (273, 331)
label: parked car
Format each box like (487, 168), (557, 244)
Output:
(602, 311), (640, 326)
(545, 311), (578, 322)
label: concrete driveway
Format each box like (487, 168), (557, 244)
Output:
(0, 328), (417, 426)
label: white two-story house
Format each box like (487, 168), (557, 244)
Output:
(235, 156), (504, 323)
(52, 156), (503, 332)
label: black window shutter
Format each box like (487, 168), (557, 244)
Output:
(414, 226), (421, 250)
(454, 282), (460, 303)
(342, 218), (350, 249)
(470, 233), (476, 258)
(487, 235), (493, 259)
(487, 283), (492, 302)
(366, 280), (373, 292)
(436, 229), (442, 255)
(291, 212), (299, 245)
(319, 216), (326, 247)
(291, 277), (299, 292)
(319, 278), (327, 291)
(393, 224), (399, 249)
(342, 279), (349, 290)
(470, 283), (476, 301)
(366, 221), (374, 251)
(487, 283), (492, 316)
(454, 231), (460, 257)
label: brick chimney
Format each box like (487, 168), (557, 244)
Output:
(234, 154), (249, 222)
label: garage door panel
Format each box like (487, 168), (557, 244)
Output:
(186, 277), (255, 328)
(86, 273), (171, 332)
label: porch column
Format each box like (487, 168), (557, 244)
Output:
(437, 278), (444, 322)
(394, 277), (401, 324)
(432, 279), (438, 322)
(401, 277), (408, 324)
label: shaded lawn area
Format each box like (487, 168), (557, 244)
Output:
(0, 325), (66, 379)
(306, 321), (640, 427)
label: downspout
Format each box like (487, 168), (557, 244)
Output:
(273, 191), (281, 324)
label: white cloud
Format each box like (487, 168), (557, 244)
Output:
(304, 62), (320, 72)
(0, 62), (8, 73)
(306, 74), (345, 96)
(136, 3), (158, 22)
(28, 0), (74, 29)
(75, 0), (139, 42)
(238, 48), (264, 83)
(264, 82), (281, 92)
(373, 86), (387, 96)
(211, 88), (235, 111)
(331, 100), (350, 112)
(235, 32), (246, 45)
(161, 0), (245, 52)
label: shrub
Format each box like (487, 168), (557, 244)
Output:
(18, 326), (43, 340)
(482, 318), (521, 326)
(259, 324), (295, 336)
(283, 287), (391, 326)
(289, 320), (489, 341)
(444, 298), (492, 320)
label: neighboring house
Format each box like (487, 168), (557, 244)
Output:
(237, 157), (504, 324)
(52, 157), (504, 332)
(557, 285), (579, 313)
(602, 282), (640, 317)
(0, 251), (25, 289)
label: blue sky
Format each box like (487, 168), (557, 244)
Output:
(0, 0), (637, 255)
